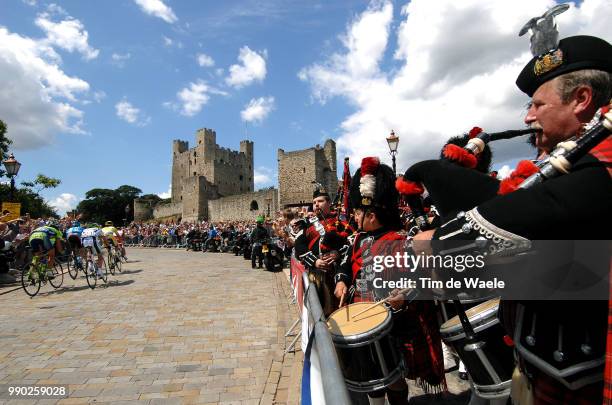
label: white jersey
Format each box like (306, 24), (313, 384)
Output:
(81, 228), (102, 239)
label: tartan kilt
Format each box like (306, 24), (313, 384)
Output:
(393, 301), (446, 391)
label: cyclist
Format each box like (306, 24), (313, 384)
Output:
(101, 221), (126, 260)
(66, 220), (85, 267)
(28, 220), (64, 277)
(81, 223), (106, 278)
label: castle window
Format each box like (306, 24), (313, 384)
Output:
(250, 200), (259, 211)
(194, 151), (197, 157)
(303, 167), (306, 173)
(194, 158), (196, 164)
(193, 172), (196, 176)
(239, 175), (243, 181)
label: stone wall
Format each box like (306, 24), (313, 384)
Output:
(208, 189), (279, 222)
(152, 201), (183, 220)
(133, 199), (155, 222)
(277, 139), (337, 207)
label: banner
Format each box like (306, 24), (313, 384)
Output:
(1, 202), (21, 221)
(291, 257), (326, 405)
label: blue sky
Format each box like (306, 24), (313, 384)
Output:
(1, 0), (609, 214)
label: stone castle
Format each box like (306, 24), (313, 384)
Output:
(134, 127), (338, 223)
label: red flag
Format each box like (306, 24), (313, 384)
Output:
(342, 157), (351, 215)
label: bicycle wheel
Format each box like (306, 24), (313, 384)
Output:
(49, 262), (64, 289)
(85, 260), (97, 289)
(99, 258), (108, 283)
(107, 250), (116, 275)
(21, 264), (41, 297)
(67, 254), (78, 280)
(115, 253), (122, 273)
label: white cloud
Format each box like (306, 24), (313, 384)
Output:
(254, 167), (275, 188)
(226, 46), (267, 88)
(157, 185), (171, 199)
(115, 99), (150, 126)
(299, 0), (612, 172)
(162, 35), (182, 48)
(22, 0), (37, 6)
(133, 0), (177, 24)
(496, 165), (513, 180)
(48, 193), (78, 216)
(164, 82), (227, 116)
(111, 52), (131, 67)
(93, 90), (106, 103)
(35, 12), (99, 60)
(241, 96), (275, 124)
(197, 53), (214, 67)
(0, 27), (90, 149)
(163, 80), (210, 117)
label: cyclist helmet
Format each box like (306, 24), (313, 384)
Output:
(72, 220), (81, 227)
(105, 221), (113, 227)
(46, 219), (60, 229)
(256, 215), (264, 224)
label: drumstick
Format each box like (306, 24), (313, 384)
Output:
(351, 287), (413, 319)
(339, 292), (346, 308)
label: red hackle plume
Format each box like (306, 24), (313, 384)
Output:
(443, 144), (478, 168)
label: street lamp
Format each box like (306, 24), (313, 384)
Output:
(386, 130), (399, 175)
(3, 153), (21, 201)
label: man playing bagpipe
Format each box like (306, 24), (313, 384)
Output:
(294, 186), (354, 316)
(334, 157), (446, 405)
(403, 34), (612, 404)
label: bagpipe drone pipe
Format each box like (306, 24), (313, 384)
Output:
(396, 127), (537, 228)
(396, 105), (612, 228)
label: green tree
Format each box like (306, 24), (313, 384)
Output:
(21, 174), (61, 194)
(77, 185), (142, 225)
(0, 119), (12, 178)
(0, 184), (57, 218)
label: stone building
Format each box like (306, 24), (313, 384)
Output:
(277, 139), (337, 207)
(133, 128), (338, 222)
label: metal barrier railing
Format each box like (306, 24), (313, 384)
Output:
(302, 272), (352, 405)
(123, 234), (186, 248)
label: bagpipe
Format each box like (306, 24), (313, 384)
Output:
(396, 104), (612, 230)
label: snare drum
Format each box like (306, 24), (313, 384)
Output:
(327, 302), (404, 392)
(440, 298), (514, 399)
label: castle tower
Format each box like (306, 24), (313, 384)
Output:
(240, 140), (254, 192)
(322, 139), (337, 197)
(171, 140), (189, 202)
(277, 139), (338, 207)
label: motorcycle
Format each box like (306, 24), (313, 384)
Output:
(262, 237), (284, 272)
(202, 235), (221, 252)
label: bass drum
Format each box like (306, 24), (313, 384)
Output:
(327, 302), (404, 393)
(440, 298), (514, 399)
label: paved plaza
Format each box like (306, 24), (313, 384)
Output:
(0, 249), (302, 405)
(0, 249), (471, 405)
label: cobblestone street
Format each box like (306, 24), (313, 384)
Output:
(0, 249), (302, 405)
